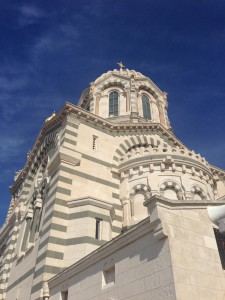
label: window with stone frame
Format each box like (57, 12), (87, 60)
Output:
(142, 94), (151, 120)
(213, 227), (225, 269)
(95, 218), (102, 240)
(109, 91), (119, 116)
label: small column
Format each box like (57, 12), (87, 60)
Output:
(95, 93), (101, 115)
(121, 197), (130, 227)
(21, 209), (33, 252)
(130, 76), (137, 113)
(130, 197), (135, 217)
(157, 101), (166, 127)
(185, 191), (192, 200)
(125, 88), (130, 112)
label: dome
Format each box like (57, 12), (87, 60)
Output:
(94, 68), (148, 84)
(78, 67), (170, 129)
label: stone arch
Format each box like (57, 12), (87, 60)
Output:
(137, 84), (158, 100)
(129, 184), (150, 221)
(160, 180), (184, 200)
(98, 78), (129, 92)
(191, 185), (207, 200)
(112, 135), (166, 164)
(31, 129), (58, 175)
(130, 183), (151, 197)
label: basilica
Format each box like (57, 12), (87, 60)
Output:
(1, 66), (225, 300)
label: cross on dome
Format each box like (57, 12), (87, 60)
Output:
(117, 61), (125, 69)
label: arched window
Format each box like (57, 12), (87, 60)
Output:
(109, 91), (119, 116)
(160, 181), (183, 200)
(142, 95), (151, 120)
(132, 190), (148, 221)
(163, 187), (178, 200)
(191, 186), (206, 200)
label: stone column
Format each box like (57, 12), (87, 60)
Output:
(130, 76), (137, 113)
(121, 197), (130, 227)
(95, 93), (101, 115)
(125, 88), (130, 112)
(156, 101), (166, 127)
(130, 197), (134, 217)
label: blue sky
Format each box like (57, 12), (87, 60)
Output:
(1, 0), (225, 226)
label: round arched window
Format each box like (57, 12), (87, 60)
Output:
(109, 91), (119, 116)
(142, 95), (151, 120)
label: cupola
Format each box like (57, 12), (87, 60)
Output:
(78, 64), (171, 129)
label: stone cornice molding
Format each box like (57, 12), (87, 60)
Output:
(209, 164), (225, 180)
(144, 194), (225, 210)
(11, 102), (188, 193)
(11, 102), (225, 194)
(48, 148), (82, 176)
(68, 196), (115, 221)
(119, 154), (213, 180)
(144, 194), (225, 240)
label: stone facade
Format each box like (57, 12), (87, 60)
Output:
(0, 67), (225, 300)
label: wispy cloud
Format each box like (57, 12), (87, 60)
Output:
(32, 23), (80, 60)
(0, 136), (25, 162)
(0, 76), (27, 91)
(20, 5), (43, 18)
(18, 5), (45, 26)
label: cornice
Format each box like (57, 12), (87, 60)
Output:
(145, 194), (225, 210)
(11, 102), (220, 193)
(119, 154), (212, 178)
(209, 164), (225, 180)
(64, 103), (185, 147)
(10, 108), (66, 194)
(68, 196), (116, 220)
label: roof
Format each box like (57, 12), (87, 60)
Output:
(94, 68), (147, 84)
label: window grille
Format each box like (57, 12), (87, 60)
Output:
(214, 227), (225, 269)
(109, 91), (119, 116)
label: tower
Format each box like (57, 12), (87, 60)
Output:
(1, 67), (225, 300)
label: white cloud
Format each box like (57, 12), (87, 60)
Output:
(32, 24), (79, 61)
(18, 5), (45, 26)
(20, 5), (43, 18)
(0, 76), (27, 91)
